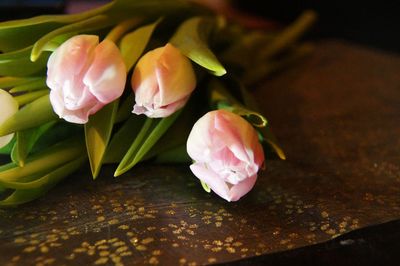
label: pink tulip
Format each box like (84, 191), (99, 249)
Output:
(131, 43), (196, 118)
(0, 89), (18, 148)
(46, 35), (126, 124)
(187, 110), (265, 201)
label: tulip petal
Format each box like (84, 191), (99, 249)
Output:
(214, 110), (253, 163)
(84, 39), (126, 103)
(229, 174), (257, 201)
(156, 44), (196, 106)
(187, 110), (265, 202)
(190, 162), (231, 201)
(46, 35), (127, 124)
(0, 89), (18, 148)
(131, 43), (196, 118)
(133, 95), (189, 118)
(50, 90), (103, 124)
(47, 35), (98, 95)
(186, 112), (213, 162)
(131, 47), (162, 105)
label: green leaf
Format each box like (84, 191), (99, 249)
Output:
(0, 0), (192, 53)
(154, 145), (191, 164)
(208, 78), (285, 160)
(0, 2), (114, 29)
(120, 18), (161, 71)
(0, 156), (86, 207)
(14, 90), (49, 106)
(85, 101), (119, 179)
(9, 78), (47, 93)
(0, 47), (49, 76)
(208, 79), (268, 127)
(115, 93), (134, 123)
(258, 126), (286, 160)
(0, 137), (84, 183)
(30, 122), (83, 153)
(104, 115), (145, 164)
(201, 180), (211, 193)
(105, 17), (143, 43)
(31, 15), (113, 61)
(11, 121), (56, 167)
(0, 137), (15, 155)
(170, 16), (226, 76)
(115, 110), (182, 177)
(0, 156), (85, 190)
(143, 98), (200, 161)
(114, 117), (154, 176)
(257, 10), (317, 60)
(220, 31), (275, 70)
(0, 76), (41, 89)
(40, 32), (78, 53)
(0, 1), (115, 52)
(0, 24), (61, 53)
(238, 81), (286, 160)
(0, 94), (58, 137)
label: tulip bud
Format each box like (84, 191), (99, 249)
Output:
(46, 35), (126, 124)
(131, 43), (196, 118)
(187, 110), (265, 201)
(0, 89), (18, 148)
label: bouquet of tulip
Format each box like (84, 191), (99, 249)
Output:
(0, 0), (315, 206)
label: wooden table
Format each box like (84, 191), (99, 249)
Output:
(1, 40), (400, 265)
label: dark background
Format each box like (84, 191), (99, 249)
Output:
(0, 0), (400, 54)
(233, 0), (400, 54)
(0, 1), (399, 54)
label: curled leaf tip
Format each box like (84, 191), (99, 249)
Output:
(201, 180), (211, 193)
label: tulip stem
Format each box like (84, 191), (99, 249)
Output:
(105, 18), (143, 43)
(258, 10), (317, 60)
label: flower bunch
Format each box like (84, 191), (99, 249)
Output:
(0, 0), (315, 206)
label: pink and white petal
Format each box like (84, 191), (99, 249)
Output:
(213, 110), (250, 162)
(84, 40), (126, 103)
(146, 95), (189, 118)
(132, 104), (147, 116)
(190, 163), (231, 201)
(131, 50), (161, 106)
(47, 35), (98, 93)
(186, 112), (214, 162)
(62, 79), (97, 111)
(132, 70), (159, 107)
(50, 90), (103, 124)
(228, 174), (257, 201)
(49, 89), (66, 119)
(61, 101), (104, 124)
(156, 44), (196, 106)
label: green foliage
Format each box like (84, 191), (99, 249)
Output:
(120, 19), (161, 71)
(0, 95), (57, 137)
(0, 0), (317, 206)
(115, 111), (182, 176)
(170, 16), (226, 76)
(85, 101), (119, 179)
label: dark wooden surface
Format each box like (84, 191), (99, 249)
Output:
(1, 40), (400, 265)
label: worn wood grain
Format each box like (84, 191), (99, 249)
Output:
(0, 39), (399, 265)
